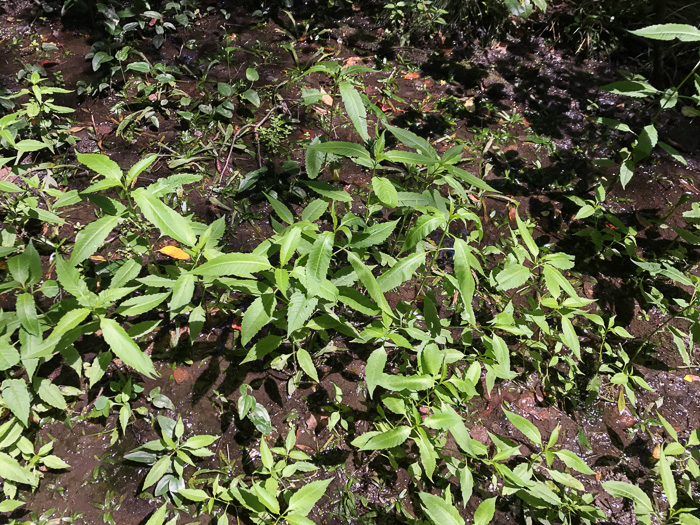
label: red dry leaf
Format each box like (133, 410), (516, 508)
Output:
(404, 72), (420, 80)
(173, 368), (191, 384)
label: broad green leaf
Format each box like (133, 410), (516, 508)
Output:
(286, 515), (316, 525)
(179, 488), (210, 501)
(265, 192), (294, 224)
(297, 348), (318, 383)
(503, 408), (541, 447)
(446, 165), (497, 192)
(305, 139), (324, 179)
(380, 374), (435, 391)
(303, 180), (353, 202)
(659, 448), (677, 508)
(351, 426), (411, 450)
(602, 481), (653, 515)
(548, 469), (584, 491)
(496, 261), (530, 290)
(17, 293), (41, 337)
(278, 226), (302, 267)
(144, 503), (168, 525)
(350, 220), (398, 249)
(143, 455), (171, 489)
(100, 317), (157, 378)
(253, 483), (280, 514)
(241, 293), (276, 346)
(70, 215), (120, 265)
(337, 286), (380, 316)
(287, 291), (318, 337)
(553, 450), (595, 475)
(474, 497), (496, 525)
(634, 124), (658, 161)
(196, 254), (271, 277)
(170, 273), (195, 313)
(347, 252), (392, 318)
(0, 500), (24, 512)
(377, 252), (425, 292)
(460, 466), (474, 505)
(301, 199), (328, 222)
(0, 338), (20, 371)
(542, 264), (577, 299)
(117, 292), (170, 317)
(126, 153), (158, 187)
(453, 239), (475, 324)
(365, 347), (387, 398)
(287, 477), (333, 517)
(41, 455), (70, 469)
(602, 81), (659, 98)
(110, 259), (142, 289)
(418, 492), (464, 525)
(132, 188), (196, 247)
(383, 150), (440, 165)
(372, 176), (399, 208)
(2, 379), (30, 427)
(385, 125), (437, 158)
(37, 378), (67, 410)
(307, 141), (371, 161)
(630, 23), (700, 42)
(340, 81), (369, 142)
(0, 451), (35, 486)
(77, 153), (123, 180)
(402, 213), (446, 252)
(307, 231), (334, 297)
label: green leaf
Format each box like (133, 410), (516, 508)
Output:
(265, 192), (294, 224)
(143, 455), (171, 490)
(350, 220), (398, 249)
(132, 188), (196, 247)
(365, 347), (387, 399)
(70, 215), (120, 265)
(453, 238), (475, 324)
(196, 254), (271, 277)
(0, 500), (25, 512)
(16, 293), (41, 337)
(496, 261), (531, 290)
(297, 348), (319, 382)
(418, 492), (464, 525)
(474, 497), (496, 525)
(307, 141), (371, 161)
(307, 231), (334, 297)
(340, 81), (369, 142)
(241, 293), (276, 346)
(41, 454), (71, 469)
(347, 252), (392, 318)
(287, 477), (333, 517)
(0, 338), (20, 371)
(446, 165), (497, 192)
(560, 316), (580, 357)
(37, 378), (67, 410)
(514, 212), (539, 258)
(126, 153), (158, 187)
(179, 488), (210, 501)
(100, 317), (157, 378)
(144, 503), (168, 525)
(385, 125), (437, 158)
(241, 88), (260, 107)
(380, 374), (435, 391)
(116, 292), (170, 317)
(77, 153), (123, 180)
(402, 213), (446, 252)
(2, 379), (30, 427)
(659, 448), (677, 509)
(383, 150), (440, 165)
(553, 450), (595, 475)
(630, 23), (700, 41)
(377, 252), (425, 292)
(253, 483), (280, 514)
(503, 409), (541, 447)
(301, 199), (328, 221)
(170, 273), (195, 313)
(303, 180), (354, 202)
(287, 291), (318, 337)
(602, 81), (659, 98)
(372, 176), (399, 208)
(548, 469), (584, 491)
(602, 481), (653, 515)
(351, 426), (411, 450)
(0, 451), (35, 486)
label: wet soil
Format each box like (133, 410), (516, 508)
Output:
(1, 2), (699, 524)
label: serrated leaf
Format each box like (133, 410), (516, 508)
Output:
(496, 261), (531, 290)
(385, 125), (437, 158)
(553, 450), (595, 475)
(100, 317), (157, 378)
(241, 293), (276, 346)
(77, 153), (123, 180)
(350, 220), (398, 249)
(377, 252), (425, 292)
(402, 213), (446, 252)
(132, 188), (196, 247)
(347, 252), (392, 318)
(307, 231), (334, 297)
(418, 492), (464, 525)
(37, 379), (67, 410)
(630, 23), (700, 41)
(70, 215), (120, 265)
(372, 176), (399, 208)
(287, 291), (318, 337)
(265, 192), (294, 224)
(2, 379), (30, 427)
(603, 481), (653, 514)
(287, 477), (333, 516)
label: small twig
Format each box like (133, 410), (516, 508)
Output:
(213, 104), (284, 191)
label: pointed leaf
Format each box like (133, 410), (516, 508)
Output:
(100, 317), (157, 378)
(70, 215), (120, 265)
(196, 254), (271, 277)
(418, 492), (464, 525)
(307, 231), (334, 297)
(377, 252), (425, 292)
(340, 81), (369, 142)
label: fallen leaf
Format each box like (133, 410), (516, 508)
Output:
(404, 72), (420, 80)
(173, 367), (190, 384)
(231, 316), (242, 331)
(509, 207), (517, 221)
(89, 255), (107, 262)
(68, 125), (87, 133)
(158, 246), (191, 260)
(344, 57), (364, 68)
(423, 79), (435, 88)
(595, 471), (602, 481)
(464, 97), (476, 113)
(684, 374), (700, 382)
(652, 442), (661, 459)
(306, 413), (317, 432)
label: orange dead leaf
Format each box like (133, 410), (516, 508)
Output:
(652, 442), (661, 460)
(404, 72), (420, 80)
(509, 207), (517, 221)
(89, 255), (107, 262)
(231, 316), (242, 331)
(173, 367), (191, 384)
(344, 57), (364, 68)
(684, 374), (700, 382)
(158, 246), (191, 260)
(595, 471), (602, 481)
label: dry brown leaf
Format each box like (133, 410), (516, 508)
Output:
(509, 207), (517, 221)
(306, 413), (317, 432)
(684, 374), (700, 382)
(652, 442), (661, 460)
(158, 246), (191, 260)
(89, 255), (107, 262)
(344, 56), (364, 68)
(173, 367), (191, 384)
(404, 72), (420, 80)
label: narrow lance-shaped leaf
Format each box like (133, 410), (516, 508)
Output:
(377, 252), (425, 292)
(307, 231), (334, 297)
(418, 492), (465, 525)
(340, 81), (369, 142)
(452, 238), (475, 324)
(372, 176), (399, 208)
(287, 478), (333, 517)
(347, 252), (392, 318)
(132, 188), (197, 247)
(77, 153), (123, 181)
(100, 317), (157, 378)
(70, 215), (119, 265)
